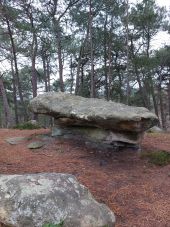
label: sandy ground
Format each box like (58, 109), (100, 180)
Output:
(0, 129), (169, 227)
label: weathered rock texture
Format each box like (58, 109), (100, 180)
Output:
(30, 92), (158, 146)
(0, 173), (115, 227)
(5, 137), (26, 145)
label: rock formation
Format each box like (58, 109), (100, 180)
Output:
(30, 92), (158, 147)
(0, 173), (115, 227)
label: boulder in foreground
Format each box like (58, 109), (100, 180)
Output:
(0, 173), (115, 227)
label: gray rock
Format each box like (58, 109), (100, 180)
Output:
(5, 137), (26, 145)
(147, 126), (163, 133)
(52, 125), (142, 145)
(29, 92), (158, 146)
(27, 120), (38, 126)
(30, 92), (158, 132)
(51, 127), (64, 137)
(0, 173), (115, 227)
(27, 141), (45, 149)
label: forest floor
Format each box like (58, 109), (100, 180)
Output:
(0, 129), (170, 227)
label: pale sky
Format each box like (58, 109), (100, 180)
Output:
(156, 0), (170, 8)
(130, 0), (170, 49)
(130, 0), (170, 8)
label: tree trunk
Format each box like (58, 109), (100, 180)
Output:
(104, 14), (108, 100)
(135, 68), (150, 108)
(125, 0), (130, 104)
(158, 76), (165, 129)
(42, 54), (48, 92)
(107, 16), (114, 100)
(108, 41), (112, 100)
(129, 37), (149, 108)
(150, 78), (159, 116)
(31, 34), (38, 98)
(6, 18), (28, 120)
(89, 0), (95, 98)
(0, 76), (13, 127)
(46, 58), (51, 91)
(70, 56), (74, 94)
(168, 79), (170, 120)
(75, 30), (89, 95)
(75, 46), (83, 95)
(11, 58), (19, 124)
(55, 21), (64, 92)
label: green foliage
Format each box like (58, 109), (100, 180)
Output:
(13, 122), (41, 130)
(42, 220), (64, 227)
(141, 151), (170, 166)
(155, 46), (170, 67)
(0, 0), (169, 126)
(130, 0), (165, 35)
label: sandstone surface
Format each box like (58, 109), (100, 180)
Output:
(30, 92), (158, 146)
(0, 173), (115, 227)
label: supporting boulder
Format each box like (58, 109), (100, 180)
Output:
(30, 92), (158, 147)
(0, 173), (115, 227)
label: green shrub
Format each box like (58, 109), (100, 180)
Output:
(42, 220), (64, 227)
(141, 151), (170, 166)
(13, 122), (41, 130)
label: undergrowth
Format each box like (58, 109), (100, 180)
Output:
(141, 151), (170, 166)
(13, 122), (41, 130)
(42, 221), (64, 227)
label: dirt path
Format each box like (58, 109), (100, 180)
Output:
(0, 129), (170, 227)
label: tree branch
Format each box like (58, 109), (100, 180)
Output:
(57, 0), (82, 22)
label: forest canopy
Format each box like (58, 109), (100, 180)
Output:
(0, 0), (170, 129)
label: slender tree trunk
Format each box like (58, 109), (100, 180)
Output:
(104, 14), (108, 100)
(145, 28), (158, 115)
(70, 56), (74, 94)
(130, 37), (149, 108)
(107, 26), (113, 100)
(168, 79), (170, 119)
(55, 22), (64, 92)
(0, 76), (13, 127)
(158, 76), (165, 128)
(108, 42), (112, 100)
(42, 54), (48, 92)
(41, 47), (50, 92)
(89, 0), (95, 98)
(80, 65), (84, 95)
(125, 0), (130, 104)
(46, 58), (51, 91)
(31, 34), (38, 98)
(135, 68), (149, 108)
(118, 72), (123, 102)
(150, 78), (159, 116)
(30, 30), (38, 121)
(107, 16), (114, 100)
(75, 46), (83, 95)
(6, 18), (28, 120)
(11, 58), (19, 124)
(49, 0), (82, 93)
(75, 31), (89, 95)
(57, 39), (64, 92)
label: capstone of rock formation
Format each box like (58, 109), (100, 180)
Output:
(30, 92), (158, 147)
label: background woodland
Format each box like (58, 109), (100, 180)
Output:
(0, 0), (170, 129)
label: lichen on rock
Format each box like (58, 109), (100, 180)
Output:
(0, 173), (115, 227)
(30, 92), (158, 147)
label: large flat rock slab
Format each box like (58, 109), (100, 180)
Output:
(0, 173), (115, 227)
(30, 92), (158, 133)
